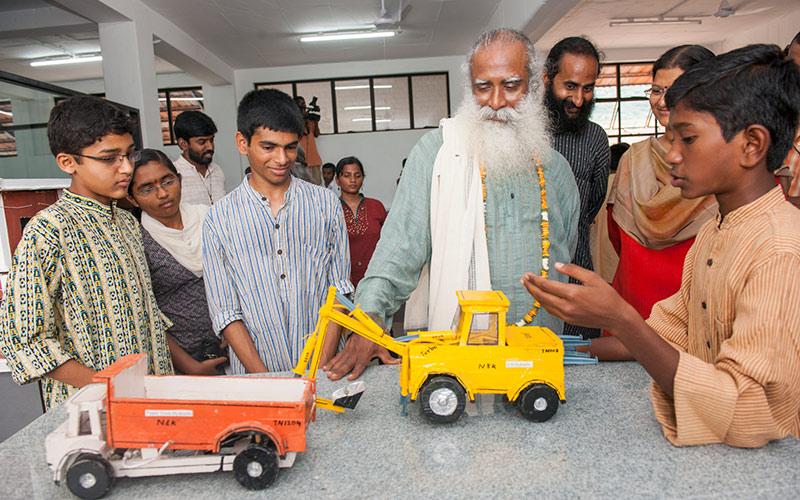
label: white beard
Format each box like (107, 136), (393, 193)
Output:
(453, 91), (552, 183)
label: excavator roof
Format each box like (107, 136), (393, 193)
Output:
(456, 290), (510, 309)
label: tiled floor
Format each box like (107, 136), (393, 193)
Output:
(0, 373), (43, 443)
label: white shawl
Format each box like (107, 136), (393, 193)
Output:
(404, 117), (492, 331)
(141, 203), (209, 277)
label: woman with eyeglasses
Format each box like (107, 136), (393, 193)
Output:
(127, 149), (227, 375)
(589, 45), (718, 359)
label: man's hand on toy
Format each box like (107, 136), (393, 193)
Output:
(324, 332), (398, 381)
(192, 356), (228, 376)
(520, 262), (632, 333)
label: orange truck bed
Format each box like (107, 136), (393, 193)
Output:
(93, 355), (316, 455)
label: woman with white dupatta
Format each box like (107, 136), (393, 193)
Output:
(128, 149), (227, 375)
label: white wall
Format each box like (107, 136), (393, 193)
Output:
(719, 10), (800, 53)
(234, 54), (468, 208)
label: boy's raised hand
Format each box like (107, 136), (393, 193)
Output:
(520, 262), (632, 333)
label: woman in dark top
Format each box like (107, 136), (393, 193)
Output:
(127, 149), (226, 375)
(336, 156), (387, 287)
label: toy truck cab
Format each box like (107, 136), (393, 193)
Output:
(406, 290), (566, 423)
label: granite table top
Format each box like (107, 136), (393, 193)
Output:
(1, 362), (798, 499)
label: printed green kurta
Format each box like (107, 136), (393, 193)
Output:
(0, 190), (173, 410)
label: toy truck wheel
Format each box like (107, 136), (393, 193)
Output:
(65, 454), (114, 500)
(233, 443), (279, 490)
(518, 383), (559, 422)
(419, 376), (466, 424)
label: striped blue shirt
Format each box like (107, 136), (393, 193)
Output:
(202, 176), (353, 373)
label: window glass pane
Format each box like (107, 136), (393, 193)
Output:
(373, 77), (409, 130)
(296, 81), (334, 134)
(168, 89), (204, 145)
(620, 63), (653, 98)
(256, 82), (293, 96)
(335, 79), (372, 133)
(595, 64), (618, 99)
(411, 74), (448, 128)
(590, 101), (618, 138)
(467, 312), (499, 346)
(0, 100), (16, 157)
(620, 100), (655, 136)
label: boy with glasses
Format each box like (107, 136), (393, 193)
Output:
(0, 96), (174, 410)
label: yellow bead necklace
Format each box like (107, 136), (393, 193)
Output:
(479, 159), (548, 326)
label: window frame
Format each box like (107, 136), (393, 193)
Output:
(159, 86), (204, 146)
(593, 62), (662, 145)
(254, 71), (451, 135)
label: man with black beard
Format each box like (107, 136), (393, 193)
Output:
(543, 36), (611, 339)
(173, 111), (226, 205)
(324, 28), (580, 381)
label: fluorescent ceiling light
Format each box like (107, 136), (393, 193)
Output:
(30, 54), (103, 67)
(336, 84), (392, 90)
(376, 119), (391, 123)
(0, 110), (12, 117)
(344, 105), (391, 110)
(352, 118), (372, 122)
(609, 17), (702, 26)
(158, 97), (204, 101)
(301, 31), (395, 43)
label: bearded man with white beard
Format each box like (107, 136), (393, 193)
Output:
(324, 28), (580, 382)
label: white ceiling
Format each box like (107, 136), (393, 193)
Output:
(0, 0), (796, 84)
(537, 0), (799, 55)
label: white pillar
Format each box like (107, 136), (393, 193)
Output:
(98, 20), (162, 148)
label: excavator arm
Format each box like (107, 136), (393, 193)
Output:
(293, 287), (410, 412)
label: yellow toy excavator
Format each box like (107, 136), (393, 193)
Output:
(294, 287), (595, 424)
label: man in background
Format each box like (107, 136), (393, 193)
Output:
(543, 36), (610, 339)
(295, 96), (323, 185)
(174, 111), (226, 205)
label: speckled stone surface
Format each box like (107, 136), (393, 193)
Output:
(1, 362), (798, 499)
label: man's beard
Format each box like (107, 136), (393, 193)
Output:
(454, 89), (552, 183)
(545, 82), (594, 134)
(188, 148), (213, 166)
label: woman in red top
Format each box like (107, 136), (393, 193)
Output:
(337, 156), (387, 288)
(589, 45), (718, 359)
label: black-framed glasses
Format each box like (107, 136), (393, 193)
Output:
(644, 86), (669, 98)
(72, 150), (142, 166)
(134, 176), (179, 197)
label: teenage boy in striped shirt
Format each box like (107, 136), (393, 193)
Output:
(522, 44), (800, 447)
(202, 89), (352, 374)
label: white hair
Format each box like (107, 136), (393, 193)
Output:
(455, 28), (552, 182)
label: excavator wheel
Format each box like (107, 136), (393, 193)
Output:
(518, 383), (559, 422)
(419, 376), (466, 424)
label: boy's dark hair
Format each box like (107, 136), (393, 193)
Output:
(129, 149), (178, 195)
(666, 44), (800, 173)
(336, 156), (364, 177)
(173, 111), (217, 142)
(545, 36), (602, 80)
(322, 162), (335, 171)
(237, 89), (304, 143)
(47, 95), (136, 158)
(653, 45), (715, 77)
(609, 142), (630, 173)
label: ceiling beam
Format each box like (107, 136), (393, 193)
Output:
(524, 0), (580, 46)
(50, 0), (234, 85)
(0, 5), (96, 40)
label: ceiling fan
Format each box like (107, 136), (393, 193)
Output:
(712, 0), (773, 18)
(373, 0), (414, 30)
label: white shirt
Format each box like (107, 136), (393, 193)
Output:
(174, 154), (226, 205)
(325, 181), (340, 196)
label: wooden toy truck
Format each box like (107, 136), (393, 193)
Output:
(295, 287), (577, 424)
(45, 354), (362, 499)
